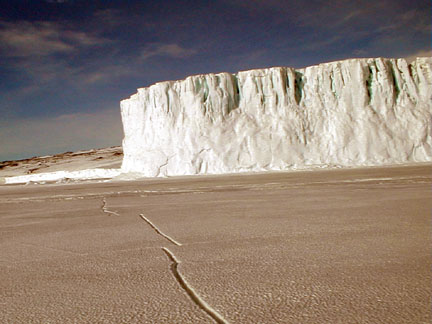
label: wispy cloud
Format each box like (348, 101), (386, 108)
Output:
(0, 20), (106, 57)
(223, 0), (295, 14)
(78, 64), (134, 85)
(0, 18), (120, 94)
(301, 2), (386, 29)
(0, 22), (194, 92)
(377, 9), (431, 34)
(141, 43), (197, 60)
(303, 35), (343, 51)
(93, 8), (139, 28)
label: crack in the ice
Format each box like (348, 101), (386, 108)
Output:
(101, 197), (119, 216)
(162, 247), (228, 324)
(138, 212), (228, 321)
(139, 214), (182, 246)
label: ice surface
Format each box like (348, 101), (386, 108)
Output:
(2, 166), (430, 323)
(121, 57), (432, 176)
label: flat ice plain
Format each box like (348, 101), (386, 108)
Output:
(1, 164), (431, 323)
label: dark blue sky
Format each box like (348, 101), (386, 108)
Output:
(0, 0), (430, 161)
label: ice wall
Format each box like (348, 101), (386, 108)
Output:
(121, 57), (432, 176)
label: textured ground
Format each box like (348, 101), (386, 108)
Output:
(1, 165), (431, 323)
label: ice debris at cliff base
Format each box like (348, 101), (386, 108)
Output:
(121, 57), (432, 177)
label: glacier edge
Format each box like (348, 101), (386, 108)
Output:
(120, 57), (432, 177)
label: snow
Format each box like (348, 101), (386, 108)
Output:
(4, 168), (121, 184)
(0, 147), (122, 178)
(121, 57), (432, 177)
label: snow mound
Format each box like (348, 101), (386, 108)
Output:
(120, 57), (432, 177)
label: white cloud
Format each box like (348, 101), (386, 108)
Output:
(0, 109), (123, 161)
(303, 35), (343, 51)
(78, 64), (134, 85)
(0, 20), (106, 57)
(352, 49), (368, 56)
(0, 19), (120, 89)
(141, 43), (196, 60)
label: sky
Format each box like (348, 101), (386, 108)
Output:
(0, 0), (430, 161)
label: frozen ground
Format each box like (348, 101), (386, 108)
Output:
(1, 164), (431, 323)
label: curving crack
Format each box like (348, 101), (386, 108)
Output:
(101, 197), (119, 216)
(139, 214), (182, 246)
(162, 247), (228, 324)
(156, 154), (174, 177)
(138, 212), (228, 321)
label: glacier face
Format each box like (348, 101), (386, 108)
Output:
(120, 57), (432, 176)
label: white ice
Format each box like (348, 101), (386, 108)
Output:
(120, 57), (432, 177)
(4, 168), (121, 184)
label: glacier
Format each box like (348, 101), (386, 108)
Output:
(121, 57), (432, 177)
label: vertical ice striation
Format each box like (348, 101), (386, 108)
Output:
(120, 57), (432, 176)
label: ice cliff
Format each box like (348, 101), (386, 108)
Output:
(120, 57), (432, 176)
